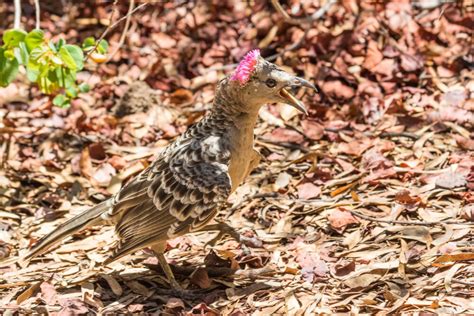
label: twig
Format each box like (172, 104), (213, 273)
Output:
(208, 0), (335, 73)
(34, 0), (40, 29)
(145, 263), (276, 279)
(225, 192), (279, 219)
(452, 278), (474, 286)
(84, 2), (148, 62)
(84, 0), (119, 62)
(13, 0), (21, 29)
(270, 0), (337, 25)
(266, 27), (310, 62)
(379, 131), (420, 140)
(107, 0), (135, 62)
(256, 138), (309, 153)
(348, 209), (474, 226)
(412, 0), (456, 10)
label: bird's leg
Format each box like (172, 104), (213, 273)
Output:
(150, 243), (205, 300)
(150, 243), (181, 290)
(200, 222), (262, 248)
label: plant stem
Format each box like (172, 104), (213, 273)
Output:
(13, 0), (21, 29)
(107, 0), (135, 62)
(34, 0), (41, 29)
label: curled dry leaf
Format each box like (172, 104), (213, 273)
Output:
(395, 190), (421, 206)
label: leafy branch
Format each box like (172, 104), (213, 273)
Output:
(0, 29), (108, 107)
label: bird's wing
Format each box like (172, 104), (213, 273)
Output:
(107, 131), (232, 262)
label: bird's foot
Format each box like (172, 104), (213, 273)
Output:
(202, 222), (263, 249)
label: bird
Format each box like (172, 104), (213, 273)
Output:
(16, 49), (316, 291)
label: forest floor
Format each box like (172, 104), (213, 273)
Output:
(0, 1), (473, 314)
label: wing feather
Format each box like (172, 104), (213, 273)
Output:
(109, 123), (232, 262)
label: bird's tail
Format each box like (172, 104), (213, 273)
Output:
(20, 199), (113, 264)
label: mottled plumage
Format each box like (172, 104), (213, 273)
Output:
(19, 51), (316, 289)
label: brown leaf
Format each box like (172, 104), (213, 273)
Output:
(297, 182), (321, 200)
(454, 135), (474, 151)
(334, 260), (356, 276)
(362, 167), (397, 183)
(372, 58), (397, 79)
(40, 281), (58, 306)
(165, 298), (185, 314)
(344, 273), (381, 289)
(92, 163), (116, 187)
(263, 127), (304, 144)
(58, 298), (89, 315)
(363, 40), (383, 70)
(204, 250), (233, 268)
(79, 148), (93, 179)
(395, 190), (421, 205)
(190, 267), (212, 289)
(435, 170), (466, 189)
(152, 33), (177, 49)
(362, 97), (390, 124)
(16, 280), (42, 305)
(459, 204), (474, 221)
(301, 120), (324, 141)
(188, 303), (220, 316)
(88, 143), (106, 160)
(335, 138), (372, 156)
(170, 89), (193, 105)
(108, 155), (127, 170)
(296, 251), (328, 282)
(428, 107), (474, 125)
(321, 80), (355, 100)
(328, 209), (359, 233)
(432, 253), (474, 267)
(400, 54), (423, 72)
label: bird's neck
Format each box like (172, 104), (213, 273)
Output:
(210, 86), (260, 130)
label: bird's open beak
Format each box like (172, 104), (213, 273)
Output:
(279, 77), (317, 116)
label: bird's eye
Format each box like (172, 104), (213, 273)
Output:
(265, 78), (277, 88)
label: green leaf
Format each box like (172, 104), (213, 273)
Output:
(97, 39), (109, 54)
(78, 82), (90, 93)
(15, 42), (29, 65)
(3, 49), (14, 59)
(52, 94), (67, 106)
(26, 61), (40, 82)
(66, 87), (78, 98)
(47, 68), (58, 82)
(25, 29), (45, 52)
(56, 38), (65, 50)
(82, 37), (96, 50)
(29, 46), (47, 61)
(51, 54), (64, 66)
(59, 44), (84, 71)
(0, 48), (20, 86)
(2, 29), (27, 48)
(48, 40), (58, 53)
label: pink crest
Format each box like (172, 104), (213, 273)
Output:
(230, 49), (260, 85)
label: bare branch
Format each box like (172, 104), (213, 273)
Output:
(85, 2), (148, 62)
(34, 0), (40, 29)
(270, 0), (337, 25)
(13, 0), (21, 29)
(107, 0), (135, 62)
(348, 209), (473, 226)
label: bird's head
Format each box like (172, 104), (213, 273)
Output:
(220, 49), (316, 115)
